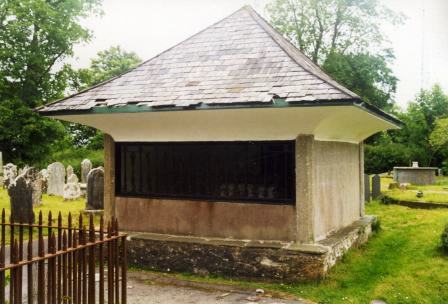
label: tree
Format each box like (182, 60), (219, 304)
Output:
(0, 0), (102, 164)
(323, 51), (397, 110)
(266, 0), (402, 112)
(266, 0), (402, 64)
(67, 46), (142, 149)
(74, 46), (141, 89)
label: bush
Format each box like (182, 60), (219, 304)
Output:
(364, 143), (412, 174)
(441, 224), (448, 253)
(371, 216), (382, 233)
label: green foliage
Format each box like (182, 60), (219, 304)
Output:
(322, 51), (397, 111)
(371, 216), (381, 233)
(441, 224), (448, 253)
(74, 46), (141, 89)
(0, 0), (102, 164)
(364, 143), (411, 174)
(430, 118), (448, 151)
(36, 148), (103, 177)
(266, 0), (402, 64)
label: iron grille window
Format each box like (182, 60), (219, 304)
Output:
(115, 141), (295, 204)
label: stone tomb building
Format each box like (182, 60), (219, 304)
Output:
(38, 7), (401, 281)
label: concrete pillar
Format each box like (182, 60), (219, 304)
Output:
(295, 135), (315, 243)
(104, 134), (116, 223)
(359, 143), (365, 217)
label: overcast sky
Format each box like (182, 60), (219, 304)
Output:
(71, 0), (448, 108)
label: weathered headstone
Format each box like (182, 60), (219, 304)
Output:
(371, 174), (381, 200)
(23, 167), (43, 206)
(81, 159), (92, 184)
(86, 167), (104, 210)
(63, 173), (81, 200)
(8, 174), (34, 223)
(40, 169), (49, 194)
(3, 163), (17, 189)
(364, 173), (371, 202)
(47, 162), (65, 196)
(66, 165), (74, 180)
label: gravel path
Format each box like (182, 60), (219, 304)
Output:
(126, 271), (314, 304)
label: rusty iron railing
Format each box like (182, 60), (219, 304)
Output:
(0, 209), (127, 304)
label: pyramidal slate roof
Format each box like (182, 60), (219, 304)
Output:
(39, 6), (364, 114)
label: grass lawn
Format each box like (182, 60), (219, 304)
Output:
(381, 176), (448, 204)
(0, 188), (88, 243)
(171, 202), (448, 304)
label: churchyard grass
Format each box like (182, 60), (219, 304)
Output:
(382, 176), (448, 204)
(154, 202), (448, 304)
(0, 187), (89, 243)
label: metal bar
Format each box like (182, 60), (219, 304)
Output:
(99, 217), (104, 304)
(68, 213), (73, 304)
(114, 219), (119, 304)
(73, 232), (78, 304)
(62, 231), (68, 304)
(0, 209), (5, 304)
(27, 218), (33, 304)
(121, 231), (127, 304)
(38, 213), (45, 304)
(82, 226), (87, 304)
(107, 222), (113, 304)
(88, 215), (95, 304)
(47, 232), (53, 304)
(57, 212), (62, 304)
(9, 216), (14, 302)
(51, 233), (57, 304)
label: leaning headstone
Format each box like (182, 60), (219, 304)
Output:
(3, 163), (17, 189)
(40, 169), (49, 194)
(47, 162), (65, 196)
(371, 174), (381, 200)
(81, 159), (92, 184)
(63, 173), (81, 201)
(8, 174), (34, 223)
(364, 174), (371, 202)
(23, 167), (43, 206)
(86, 167), (104, 210)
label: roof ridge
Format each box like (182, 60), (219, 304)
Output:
(242, 6), (359, 100)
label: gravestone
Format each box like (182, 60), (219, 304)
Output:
(47, 162), (65, 196)
(66, 165), (74, 180)
(3, 163), (17, 189)
(371, 174), (381, 200)
(63, 173), (81, 200)
(40, 169), (49, 194)
(364, 174), (371, 202)
(86, 167), (104, 210)
(81, 159), (92, 184)
(23, 167), (43, 206)
(8, 174), (34, 223)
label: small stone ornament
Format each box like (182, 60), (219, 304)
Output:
(416, 190), (424, 198)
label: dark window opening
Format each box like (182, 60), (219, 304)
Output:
(115, 141), (295, 204)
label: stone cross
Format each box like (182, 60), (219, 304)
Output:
(371, 174), (381, 200)
(364, 174), (371, 202)
(47, 162), (65, 196)
(86, 167), (104, 210)
(8, 174), (35, 223)
(81, 159), (92, 184)
(23, 167), (43, 206)
(64, 173), (81, 201)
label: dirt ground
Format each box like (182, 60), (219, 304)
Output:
(126, 271), (313, 304)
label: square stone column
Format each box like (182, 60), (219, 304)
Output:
(104, 134), (116, 222)
(359, 142), (365, 217)
(295, 135), (315, 243)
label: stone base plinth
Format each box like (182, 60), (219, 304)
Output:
(126, 216), (374, 282)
